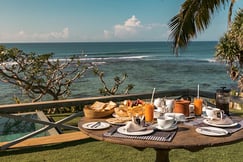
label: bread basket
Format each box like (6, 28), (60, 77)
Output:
(83, 106), (114, 119)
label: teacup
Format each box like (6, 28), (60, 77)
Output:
(164, 113), (186, 122)
(157, 116), (177, 129)
(205, 107), (224, 120)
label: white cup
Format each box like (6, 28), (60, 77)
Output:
(157, 116), (177, 129)
(164, 113), (186, 122)
(205, 107), (224, 120)
(165, 99), (175, 112)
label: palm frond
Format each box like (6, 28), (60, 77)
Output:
(168, 0), (229, 55)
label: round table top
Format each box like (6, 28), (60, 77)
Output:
(78, 115), (243, 151)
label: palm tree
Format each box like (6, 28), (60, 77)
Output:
(168, 0), (236, 55)
(215, 9), (243, 90)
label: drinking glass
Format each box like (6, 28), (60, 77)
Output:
(144, 103), (154, 123)
(194, 98), (203, 116)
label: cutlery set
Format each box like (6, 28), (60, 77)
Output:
(89, 122), (101, 128)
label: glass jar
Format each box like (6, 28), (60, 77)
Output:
(216, 87), (230, 115)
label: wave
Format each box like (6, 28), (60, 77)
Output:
(0, 55), (150, 67)
(205, 58), (217, 63)
(82, 50), (156, 56)
(65, 55), (149, 61)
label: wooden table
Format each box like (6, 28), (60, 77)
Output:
(78, 116), (243, 162)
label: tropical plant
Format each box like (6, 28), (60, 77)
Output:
(215, 9), (243, 90)
(93, 66), (134, 96)
(0, 45), (89, 102)
(168, 0), (237, 55)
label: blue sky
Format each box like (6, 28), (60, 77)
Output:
(0, 0), (242, 43)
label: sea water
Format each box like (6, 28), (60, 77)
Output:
(0, 41), (236, 104)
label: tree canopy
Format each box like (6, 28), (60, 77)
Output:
(0, 46), (89, 102)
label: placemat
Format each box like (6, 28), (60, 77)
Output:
(104, 126), (177, 142)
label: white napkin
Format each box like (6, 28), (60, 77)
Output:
(125, 121), (146, 132)
(207, 116), (234, 125)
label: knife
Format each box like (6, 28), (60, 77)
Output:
(90, 122), (101, 128)
(107, 126), (119, 135)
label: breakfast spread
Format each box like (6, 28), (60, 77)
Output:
(114, 99), (145, 117)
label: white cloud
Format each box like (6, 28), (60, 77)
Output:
(113, 15), (142, 38)
(104, 15), (169, 41)
(0, 28), (69, 42)
(124, 15), (141, 27)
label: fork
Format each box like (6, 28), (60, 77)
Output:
(165, 131), (176, 141)
(90, 122), (101, 128)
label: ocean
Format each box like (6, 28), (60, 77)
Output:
(0, 41), (236, 104)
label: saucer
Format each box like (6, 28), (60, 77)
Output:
(117, 126), (154, 136)
(153, 124), (178, 131)
(203, 119), (238, 128)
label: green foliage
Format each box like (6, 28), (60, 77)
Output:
(93, 66), (134, 96)
(215, 9), (243, 90)
(168, 0), (229, 55)
(0, 46), (89, 102)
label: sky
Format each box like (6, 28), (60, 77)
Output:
(0, 0), (242, 43)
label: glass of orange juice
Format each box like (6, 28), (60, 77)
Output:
(194, 98), (203, 116)
(144, 103), (154, 123)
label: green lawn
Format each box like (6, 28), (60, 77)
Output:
(0, 109), (243, 162)
(0, 138), (243, 162)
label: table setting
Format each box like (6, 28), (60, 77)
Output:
(81, 87), (243, 145)
(78, 87), (243, 162)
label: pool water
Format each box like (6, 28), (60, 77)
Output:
(0, 112), (58, 142)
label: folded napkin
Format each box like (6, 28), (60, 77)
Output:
(125, 121), (147, 132)
(207, 116), (234, 125)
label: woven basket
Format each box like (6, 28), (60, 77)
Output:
(83, 106), (114, 119)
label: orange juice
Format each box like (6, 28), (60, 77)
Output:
(144, 103), (154, 122)
(194, 98), (203, 116)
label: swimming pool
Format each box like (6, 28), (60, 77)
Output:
(0, 111), (59, 142)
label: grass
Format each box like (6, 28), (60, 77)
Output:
(0, 109), (243, 162)
(1, 138), (243, 162)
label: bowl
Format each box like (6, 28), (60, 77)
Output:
(83, 106), (114, 119)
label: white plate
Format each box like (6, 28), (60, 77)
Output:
(203, 119), (238, 128)
(106, 117), (131, 125)
(117, 126), (154, 136)
(153, 124), (178, 131)
(82, 122), (110, 130)
(196, 127), (228, 136)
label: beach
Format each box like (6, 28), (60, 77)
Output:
(0, 41), (236, 104)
